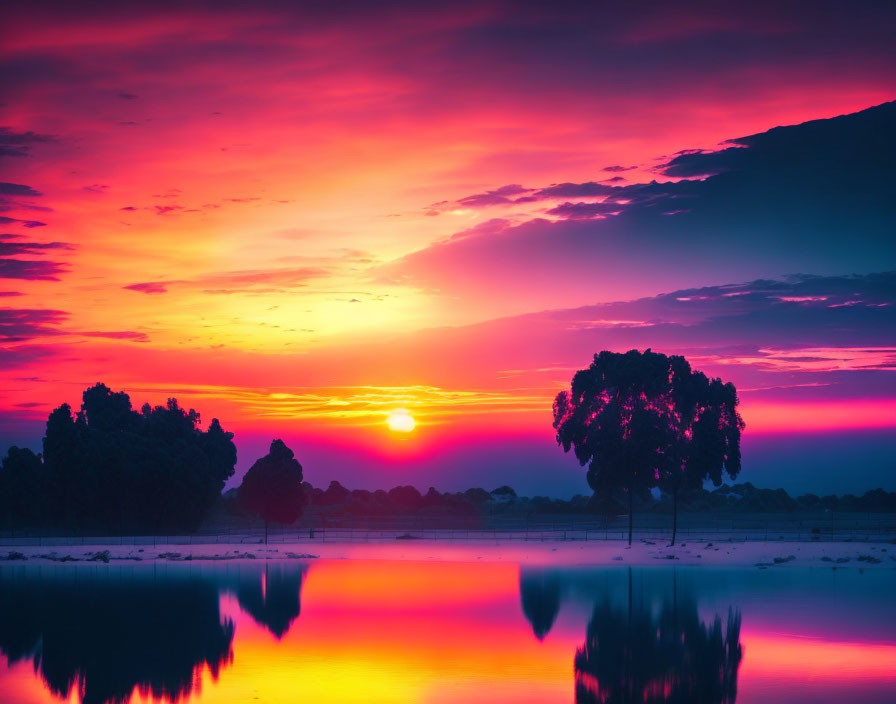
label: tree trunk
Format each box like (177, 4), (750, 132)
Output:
(626, 567), (633, 702)
(628, 489), (633, 546)
(670, 488), (678, 546)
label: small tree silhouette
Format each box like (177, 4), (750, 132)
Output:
(239, 439), (305, 543)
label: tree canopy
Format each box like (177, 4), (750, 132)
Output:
(238, 439), (305, 538)
(0, 383), (236, 534)
(553, 349), (744, 544)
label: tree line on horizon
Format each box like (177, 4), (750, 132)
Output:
(1, 351), (894, 538)
(0, 383), (237, 534)
(226, 479), (896, 521)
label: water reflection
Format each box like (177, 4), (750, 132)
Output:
(519, 568), (563, 640)
(0, 568), (234, 704)
(232, 563), (307, 639)
(0, 560), (893, 704)
(574, 570), (741, 703)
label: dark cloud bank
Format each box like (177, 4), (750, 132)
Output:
(389, 101), (896, 306)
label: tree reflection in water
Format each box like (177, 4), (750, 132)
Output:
(234, 562), (307, 639)
(574, 569), (742, 704)
(0, 569), (234, 704)
(519, 568), (564, 640)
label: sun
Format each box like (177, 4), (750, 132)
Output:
(386, 408), (416, 432)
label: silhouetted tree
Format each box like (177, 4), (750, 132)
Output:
(321, 479), (350, 505)
(553, 350), (678, 544)
(234, 563), (307, 639)
(519, 568), (563, 640)
(388, 484), (423, 511)
(655, 358), (744, 545)
(0, 569), (234, 704)
(238, 439), (305, 543)
(1, 384), (236, 534)
(0, 446), (45, 532)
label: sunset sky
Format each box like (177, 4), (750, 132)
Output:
(1, 0), (894, 495)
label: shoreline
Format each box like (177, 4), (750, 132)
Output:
(1, 539), (894, 568)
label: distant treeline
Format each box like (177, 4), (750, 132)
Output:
(222, 480), (896, 521)
(2, 383), (894, 538)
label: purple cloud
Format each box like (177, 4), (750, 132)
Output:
(546, 201), (625, 219)
(456, 184), (531, 208)
(0, 308), (67, 342)
(0, 259), (67, 280)
(124, 282), (168, 294)
(0, 216), (46, 228)
(0, 182), (42, 197)
(0, 127), (55, 159)
(81, 330), (149, 342)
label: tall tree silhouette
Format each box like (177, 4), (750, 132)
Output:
(657, 361), (743, 545)
(554, 350), (743, 545)
(238, 439), (305, 543)
(0, 446), (45, 532)
(0, 569), (234, 704)
(553, 350), (677, 544)
(32, 383), (237, 533)
(575, 570), (742, 703)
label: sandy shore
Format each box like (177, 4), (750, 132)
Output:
(1, 539), (894, 568)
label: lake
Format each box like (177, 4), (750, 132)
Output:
(0, 560), (894, 703)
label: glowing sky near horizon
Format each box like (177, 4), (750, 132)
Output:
(1, 0), (895, 493)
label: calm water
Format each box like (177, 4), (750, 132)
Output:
(0, 560), (894, 703)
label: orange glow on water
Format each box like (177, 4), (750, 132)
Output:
(740, 631), (896, 680)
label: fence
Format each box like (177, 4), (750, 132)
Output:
(2, 512), (894, 547)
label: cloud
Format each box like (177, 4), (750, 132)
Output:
(534, 181), (618, 198)
(0, 233), (72, 256)
(545, 201), (624, 219)
(124, 281), (167, 294)
(81, 330), (149, 342)
(456, 184), (530, 208)
(0, 127), (54, 159)
(0, 308), (67, 342)
(382, 102), (896, 312)
(0, 234), (71, 280)
(124, 266), (328, 295)
(0, 259), (67, 280)
(602, 165), (637, 172)
(0, 182), (42, 197)
(657, 102), (896, 179)
(296, 271), (896, 406)
(0, 216), (46, 228)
